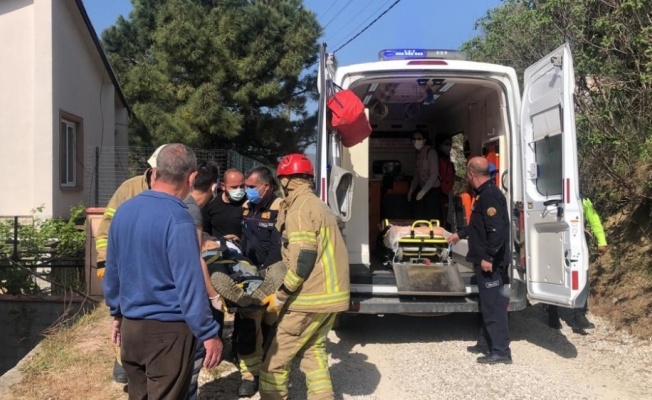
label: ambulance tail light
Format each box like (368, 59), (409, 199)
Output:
(571, 270), (579, 291)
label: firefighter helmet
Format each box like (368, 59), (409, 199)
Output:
(277, 154), (314, 177)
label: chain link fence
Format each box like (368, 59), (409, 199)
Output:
(83, 146), (266, 207)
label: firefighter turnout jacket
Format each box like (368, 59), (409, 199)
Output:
(95, 169), (152, 266)
(275, 182), (350, 313)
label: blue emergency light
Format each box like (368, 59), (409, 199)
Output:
(378, 49), (467, 61)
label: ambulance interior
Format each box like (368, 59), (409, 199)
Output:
(340, 76), (510, 292)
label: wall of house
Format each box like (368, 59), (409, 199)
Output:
(51, 0), (127, 217)
(0, 0), (40, 217)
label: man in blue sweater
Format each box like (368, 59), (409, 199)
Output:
(104, 143), (222, 399)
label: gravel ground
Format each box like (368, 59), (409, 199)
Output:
(198, 305), (652, 400)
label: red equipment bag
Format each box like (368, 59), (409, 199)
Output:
(327, 88), (372, 148)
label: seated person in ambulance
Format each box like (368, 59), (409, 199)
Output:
(408, 130), (442, 224)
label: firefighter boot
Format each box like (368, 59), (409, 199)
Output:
(238, 376), (259, 397)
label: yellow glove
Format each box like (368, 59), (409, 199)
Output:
(209, 295), (224, 312)
(261, 293), (285, 313)
(96, 261), (106, 279)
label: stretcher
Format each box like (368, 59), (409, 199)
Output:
(380, 219), (466, 296)
(202, 237), (287, 313)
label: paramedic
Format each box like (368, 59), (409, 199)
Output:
(202, 168), (246, 242)
(408, 130), (443, 224)
(435, 134), (455, 229)
(104, 144), (222, 399)
(259, 154), (350, 400)
(184, 160), (223, 400)
(95, 144), (166, 384)
(447, 157), (511, 365)
(235, 165), (283, 397)
(547, 197), (607, 331)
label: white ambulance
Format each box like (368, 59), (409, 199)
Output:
(316, 43), (588, 314)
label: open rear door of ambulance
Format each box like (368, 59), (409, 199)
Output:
(316, 43), (355, 221)
(521, 43), (589, 308)
(315, 43), (329, 202)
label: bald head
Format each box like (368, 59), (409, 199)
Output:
(467, 157), (490, 175)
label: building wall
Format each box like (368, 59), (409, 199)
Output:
(0, 1), (129, 218)
(51, 0), (121, 217)
(0, 0), (38, 217)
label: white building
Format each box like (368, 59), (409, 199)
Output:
(0, 0), (129, 218)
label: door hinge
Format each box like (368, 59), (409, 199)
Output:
(550, 55), (562, 68)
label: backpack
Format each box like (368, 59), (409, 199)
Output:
(327, 87), (372, 148)
(438, 155), (455, 195)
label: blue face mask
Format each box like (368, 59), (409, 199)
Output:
(246, 187), (263, 204)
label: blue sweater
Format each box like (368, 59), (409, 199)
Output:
(104, 190), (219, 342)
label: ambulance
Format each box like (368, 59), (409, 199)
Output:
(315, 43), (588, 315)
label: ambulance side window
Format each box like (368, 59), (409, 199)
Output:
(534, 134), (562, 196)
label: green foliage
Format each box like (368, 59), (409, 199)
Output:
(102, 0), (322, 165)
(463, 0), (652, 214)
(0, 205), (86, 295)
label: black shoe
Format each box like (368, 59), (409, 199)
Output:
(548, 317), (562, 329)
(477, 353), (512, 365)
(112, 360), (128, 384)
(466, 344), (489, 354)
(238, 377), (259, 397)
(574, 313), (595, 329)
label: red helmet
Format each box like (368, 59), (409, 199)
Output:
(277, 153), (314, 177)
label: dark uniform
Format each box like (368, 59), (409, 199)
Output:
(457, 180), (511, 358)
(235, 194), (283, 391)
(240, 195), (283, 268)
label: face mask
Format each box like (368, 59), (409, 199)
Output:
(227, 188), (245, 202)
(414, 140), (424, 150)
(246, 186), (263, 204)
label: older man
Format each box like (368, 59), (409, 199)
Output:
(448, 157), (511, 365)
(104, 144), (222, 399)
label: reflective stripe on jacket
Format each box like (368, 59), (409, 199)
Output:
(276, 183), (350, 313)
(95, 170), (151, 264)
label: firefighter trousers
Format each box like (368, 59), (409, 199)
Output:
(259, 311), (336, 400)
(237, 309), (265, 381)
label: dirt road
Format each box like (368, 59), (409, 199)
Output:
(199, 305), (652, 400)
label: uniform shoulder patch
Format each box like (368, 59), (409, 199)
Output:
(486, 207), (497, 217)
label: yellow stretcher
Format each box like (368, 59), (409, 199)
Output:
(381, 219), (450, 262)
(381, 219), (466, 296)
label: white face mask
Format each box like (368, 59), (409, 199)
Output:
(414, 140), (424, 150)
(227, 188), (245, 202)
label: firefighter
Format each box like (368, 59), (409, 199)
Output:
(448, 157), (512, 365)
(259, 154), (350, 400)
(95, 144), (166, 384)
(235, 165), (283, 397)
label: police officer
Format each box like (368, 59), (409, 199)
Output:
(448, 156), (512, 364)
(234, 166), (283, 397)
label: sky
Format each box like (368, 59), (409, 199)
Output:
(82, 0), (503, 66)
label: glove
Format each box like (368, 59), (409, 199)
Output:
(96, 261), (106, 279)
(407, 191), (413, 202)
(209, 295), (224, 312)
(261, 293), (285, 313)
(416, 190), (426, 201)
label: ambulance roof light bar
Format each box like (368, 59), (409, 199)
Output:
(378, 49), (467, 61)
